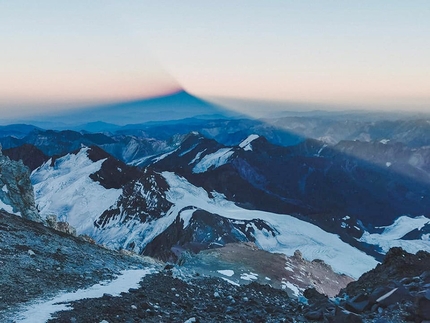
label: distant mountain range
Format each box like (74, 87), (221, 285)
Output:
(15, 90), (240, 129)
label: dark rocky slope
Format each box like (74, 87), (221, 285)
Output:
(3, 144), (49, 171)
(0, 211), (161, 320)
(41, 248), (430, 323)
(304, 248), (430, 323)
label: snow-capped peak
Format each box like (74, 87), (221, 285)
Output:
(31, 147), (122, 234)
(239, 134), (259, 151)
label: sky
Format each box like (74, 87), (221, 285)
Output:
(1, 1), (429, 118)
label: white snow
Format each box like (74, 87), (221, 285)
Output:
(359, 215), (430, 254)
(376, 288), (398, 303)
(316, 144), (327, 156)
(386, 162), (392, 167)
(239, 134), (259, 151)
(0, 185), (18, 214)
(152, 149), (177, 163)
(240, 272), (258, 281)
(31, 148), (122, 234)
(128, 154), (155, 166)
(380, 139), (390, 144)
(192, 148), (234, 173)
(180, 208), (195, 228)
(14, 268), (155, 323)
(159, 172), (378, 279)
(0, 199), (15, 214)
(285, 265), (294, 272)
(221, 277), (240, 286)
(189, 149), (206, 165)
(282, 281), (302, 297)
(217, 269), (234, 277)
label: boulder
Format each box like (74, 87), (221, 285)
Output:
(333, 308), (363, 323)
(416, 290), (430, 320)
(345, 293), (371, 313)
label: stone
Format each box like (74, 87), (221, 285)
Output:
(333, 309), (363, 323)
(0, 151), (41, 222)
(345, 293), (371, 313)
(416, 292), (430, 320)
(304, 309), (323, 320)
(377, 285), (412, 308)
(369, 287), (391, 303)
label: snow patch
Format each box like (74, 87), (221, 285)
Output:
(217, 269), (234, 277)
(0, 199), (15, 214)
(153, 149), (177, 163)
(359, 215), (430, 254)
(221, 277), (240, 286)
(282, 281), (302, 297)
(192, 148), (234, 173)
(240, 272), (258, 281)
(285, 265), (294, 272)
(316, 144), (327, 156)
(239, 134), (259, 151)
(380, 139), (390, 144)
(386, 162), (392, 167)
(14, 268), (155, 323)
(189, 149), (206, 165)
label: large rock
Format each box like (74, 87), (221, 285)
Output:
(0, 146), (41, 222)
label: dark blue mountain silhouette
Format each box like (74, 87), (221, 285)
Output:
(27, 90), (239, 128)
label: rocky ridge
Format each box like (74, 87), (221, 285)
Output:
(303, 247), (430, 323)
(0, 146), (41, 222)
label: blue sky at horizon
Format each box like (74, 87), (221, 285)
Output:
(1, 1), (429, 117)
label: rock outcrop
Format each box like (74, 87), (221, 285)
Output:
(0, 145), (41, 222)
(303, 247), (430, 323)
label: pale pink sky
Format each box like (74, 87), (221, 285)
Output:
(1, 1), (429, 117)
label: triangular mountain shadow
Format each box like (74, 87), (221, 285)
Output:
(26, 90), (240, 129)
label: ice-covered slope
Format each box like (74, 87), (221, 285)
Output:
(94, 169), (378, 278)
(160, 172), (378, 278)
(31, 147), (122, 234)
(29, 144), (378, 278)
(359, 215), (430, 254)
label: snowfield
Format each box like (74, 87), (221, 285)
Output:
(160, 172), (378, 279)
(29, 148), (384, 280)
(31, 148), (122, 234)
(32, 159), (379, 278)
(359, 215), (430, 254)
(192, 148), (234, 173)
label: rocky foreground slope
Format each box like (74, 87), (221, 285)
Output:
(2, 209), (430, 323)
(42, 248), (430, 323)
(0, 211), (161, 321)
